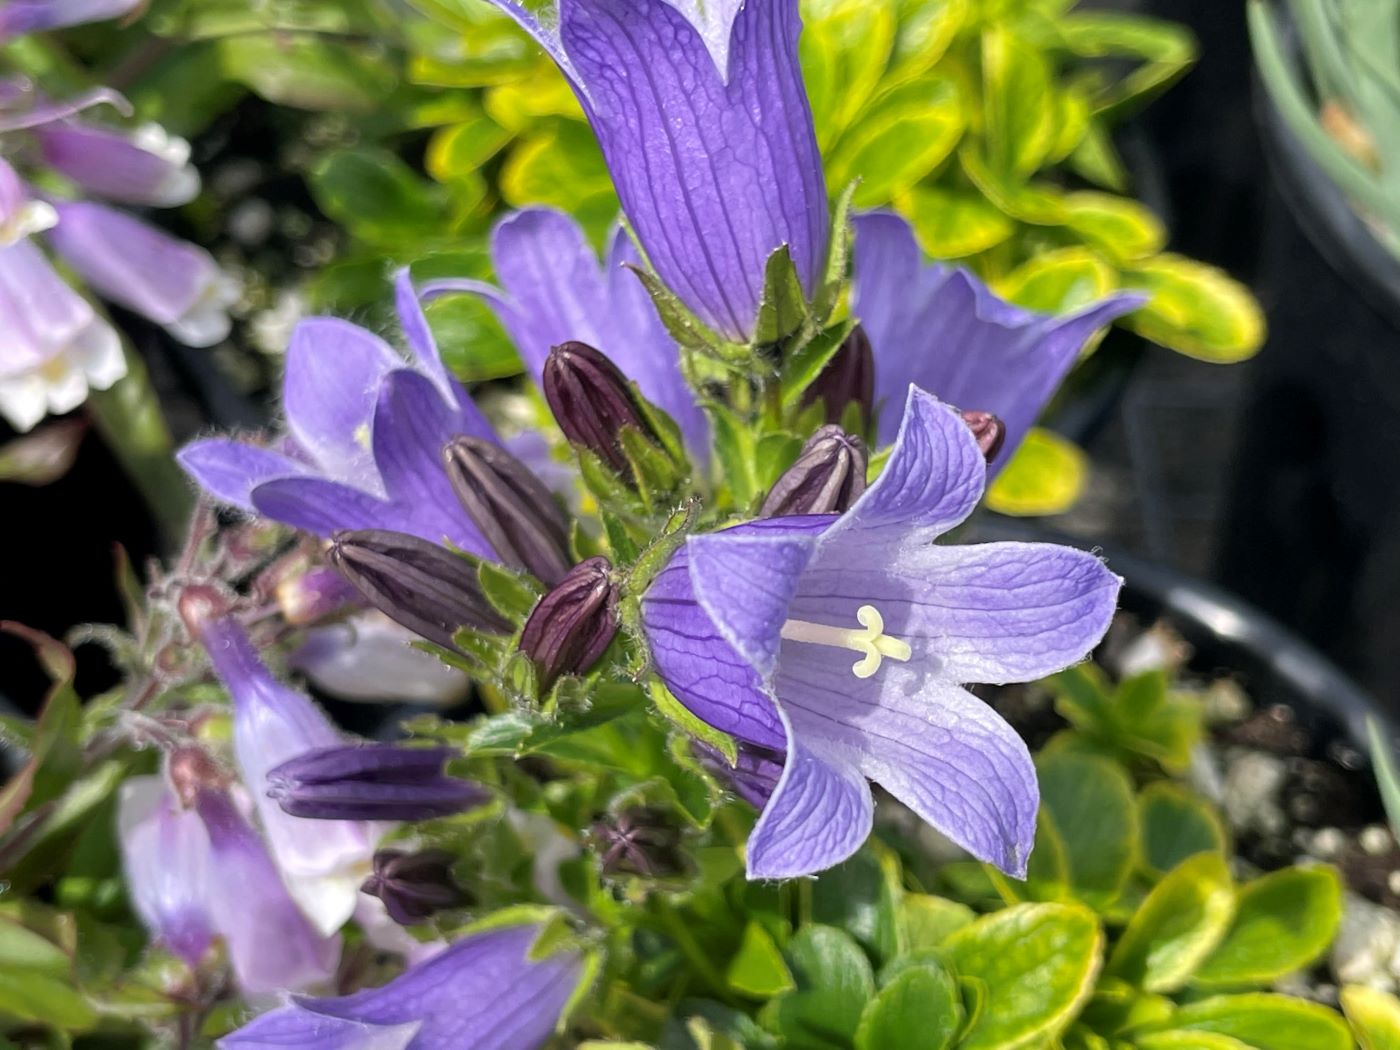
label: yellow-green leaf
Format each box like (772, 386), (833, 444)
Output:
(999, 247), (1119, 314)
(1341, 985), (1400, 1050)
(484, 73), (582, 131)
(1036, 751), (1139, 908)
(982, 25), (1057, 178)
(986, 429), (1087, 517)
(888, 0), (965, 84)
(960, 145), (1068, 224)
(726, 921), (795, 998)
(426, 114), (511, 183)
(828, 78), (965, 207)
(1157, 993), (1352, 1050)
(1122, 254), (1265, 363)
(801, 0), (897, 146)
(1063, 192), (1167, 262)
(899, 186), (1014, 258)
(500, 124), (617, 236)
(1136, 1034), (1255, 1050)
(898, 894), (975, 951)
(1137, 783), (1227, 878)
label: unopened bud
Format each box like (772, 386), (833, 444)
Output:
(541, 341), (660, 477)
(276, 565), (358, 625)
(444, 437), (571, 587)
(518, 556), (618, 692)
(589, 807), (687, 878)
(959, 409), (1006, 463)
(361, 848), (472, 926)
(328, 530), (509, 650)
(803, 325), (874, 426)
(266, 743), (490, 821)
(760, 425), (867, 517)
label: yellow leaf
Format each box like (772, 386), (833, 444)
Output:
(986, 429), (1087, 517)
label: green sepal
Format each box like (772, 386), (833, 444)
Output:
(813, 179), (859, 321)
(779, 318), (857, 409)
(477, 559), (545, 623)
(647, 679), (738, 768)
(753, 244), (810, 347)
(627, 263), (748, 363)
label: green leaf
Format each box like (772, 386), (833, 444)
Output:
(1194, 866), (1342, 987)
(943, 903), (1103, 1050)
(1122, 254), (1265, 363)
(764, 926), (875, 1050)
(999, 248), (1119, 315)
(1138, 783), (1227, 878)
(1135, 1034), (1255, 1050)
(779, 320), (855, 408)
(217, 34), (395, 111)
(801, 0), (897, 147)
(1036, 751), (1139, 908)
(1368, 716), (1400, 841)
(1069, 118), (1131, 192)
(960, 146), (1068, 225)
(889, 0), (965, 83)
(854, 961), (961, 1050)
(309, 148), (446, 247)
(426, 113), (512, 182)
(1341, 985), (1400, 1050)
(477, 561), (544, 622)
(1062, 192), (1167, 263)
(1106, 851), (1235, 993)
(727, 922), (795, 999)
(1152, 993), (1352, 1050)
(1057, 13), (1197, 116)
(982, 26), (1056, 178)
(827, 78), (965, 207)
(898, 894), (974, 951)
(811, 849), (902, 966)
(900, 186), (1015, 258)
(985, 428), (1087, 517)
(754, 245), (810, 346)
(500, 123), (617, 237)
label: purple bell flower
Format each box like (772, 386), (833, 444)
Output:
(641, 386), (1122, 879)
(0, 0), (141, 37)
(179, 270), (499, 554)
(479, 0), (828, 342)
(431, 207), (707, 457)
(852, 212), (1146, 463)
(197, 614), (381, 936)
(45, 199), (236, 347)
(36, 121), (200, 207)
(217, 923), (584, 1050)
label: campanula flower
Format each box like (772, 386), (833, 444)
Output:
(179, 270), (499, 554)
(36, 121), (200, 207)
(218, 924), (584, 1050)
(0, 161), (124, 432)
(852, 212), (1146, 461)
(641, 387), (1121, 879)
(480, 0), (828, 342)
(290, 611), (472, 707)
(435, 207), (706, 456)
(0, 0), (141, 37)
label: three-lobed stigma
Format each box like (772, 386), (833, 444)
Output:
(780, 604), (912, 679)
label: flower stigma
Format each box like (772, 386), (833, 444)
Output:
(779, 604), (912, 679)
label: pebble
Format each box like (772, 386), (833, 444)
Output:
(1333, 893), (1400, 992)
(1223, 751), (1288, 836)
(1311, 827), (1347, 860)
(1361, 825), (1394, 856)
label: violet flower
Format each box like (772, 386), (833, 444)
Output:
(641, 387), (1122, 879)
(197, 615), (382, 935)
(433, 207), (706, 456)
(0, 160), (125, 432)
(0, 0), (141, 37)
(179, 270), (499, 554)
(852, 212), (1146, 462)
(45, 199), (237, 347)
(290, 612), (472, 707)
(480, 0), (828, 343)
(36, 121), (200, 207)
(218, 924), (583, 1050)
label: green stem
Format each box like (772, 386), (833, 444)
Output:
(653, 900), (738, 1006)
(86, 349), (192, 551)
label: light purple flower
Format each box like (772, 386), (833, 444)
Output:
(852, 212), (1146, 462)
(427, 207), (707, 457)
(218, 923), (583, 1050)
(0, 0), (141, 37)
(0, 220), (124, 432)
(45, 199), (236, 347)
(199, 615), (382, 936)
(641, 386), (1121, 879)
(482, 0), (828, 342)
(116, 774), (341, 994)
(37, 121), (199, 207)
(179, 270), (499, 553)
(290, 612), (471, 707)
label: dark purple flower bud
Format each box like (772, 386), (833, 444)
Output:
(693, 741), (786, 811)
(760, 425), (868, 517)
(361, 848), (472, 926)
(518, 556), (618, 692)
(803, 325), (874, 426)
(443, 436), (572, 587)
(266, 743), (490, 821)
(959, 409), (1007, 463)
(541, 341), (661, 477)
(328, 529), (509, 650)
(589, 807), (686, 878)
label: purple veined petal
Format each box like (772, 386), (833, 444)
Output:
(775, 646), (1038, 877)
(746, 703), (873, 880)
(0, 85), (130, 132)
(370, 369), (494, 556)
(178, 438), (308, 511)
(788, 540), (1122, 687)
(393, 269), (496, 438)
(852, 211), (1146, 463)
(290, 613), (472, 706)
(0, 0), (141, 38)
(251, 476), (407, 538)
(45, 200), (239, 346)
(199, 616), (378, 936)
(282, 318), (401, 489)
(36, 121), (199, 207)
(492, 0), (827, 342)
(218, 925), (583, 1050)
(819, 386), (986, 547)
(194, 788), (342, 995)
(116, 776), (216, 967)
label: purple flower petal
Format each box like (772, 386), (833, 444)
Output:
(283, 318), (401, 488)
(36, 121), (199, 207)
(251, 476), (407, 538)
(0, 0), (141, 37)
(852, 211), (1146, 462)
(178, 438), (308, 511)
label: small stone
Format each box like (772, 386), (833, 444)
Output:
(1311, 827), (1347, 860)
(1333, 893), (1400, 991)
(1223, 751), (1288, 836)
(228, 198), (274, 246)
(1387, 870), (1400, 897)
(1362, 825), (1394, 856)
